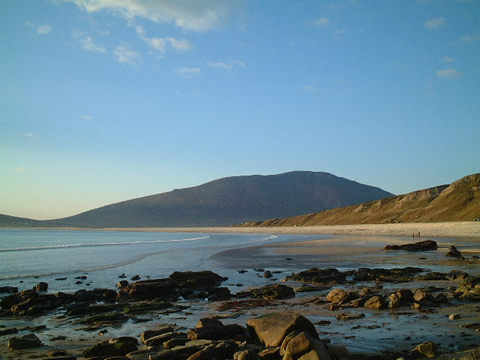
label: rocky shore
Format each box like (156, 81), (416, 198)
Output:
(1, 240), (480, 360)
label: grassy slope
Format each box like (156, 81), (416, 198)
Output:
(245, 173), (480, 226)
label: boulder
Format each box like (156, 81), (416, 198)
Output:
(281, 331), (331, 360)
(169, 271), (227, 290)
(187, 340), (238, 360)
(395, 289), (414, 302)
(364, 296), (385, 310)
(188, 318), (247, 341)
(82, 337), (138, 358)
(326, 289), (349, 304)
(413, 289), (429, 303)
(7, 333), (42, 350)
(413, 341), (437, 358)
(287, 268), (346, 285)
(116, 280), (129, 288)
(247, 313), (318, 347)
(0, 286), (18, 293)
(446, 245), (464, 259)
(250, 284), (295, 300)
(117, 278), (176, 300)
(144, 332), (179, 347)
(353, 267), (423, 282)
(33, 282), (48, 292)
(235, 350), (262, 360)
(384, 240), (437, 252)
(140, 324), (175, 344)
(388, 293), (401, 309)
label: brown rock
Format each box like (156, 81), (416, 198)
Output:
(413, 289), (429, 302)
(282, 331), (331, 360)
(413, 341), (437, 358)
(247, 313), (318, 348)
(33, 282), (48, 292)
(384, 240), (438, 251)
(250, 284), (295, 300)
(388, 293), (401, 309)
(326, 289), (349, 304)
(117, 278), (176, 300)
(364, 296), (385, 310)
(7, 333), (42, 350)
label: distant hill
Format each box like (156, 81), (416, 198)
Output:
(35, 171), (392, 228)
(244, 173), (480, 226)
(0, 214), (50, 228)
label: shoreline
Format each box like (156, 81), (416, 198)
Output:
(7, 221), (480, 238)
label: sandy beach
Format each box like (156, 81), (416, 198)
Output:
(104, 221), (480, 238)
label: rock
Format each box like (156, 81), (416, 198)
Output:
(144, 332), (179, 347)
(364, 296), (385, 310)
(116, 280), (129, 288)
(395, 289), (414, 302)
(163, 337), (189, 348)
(117, 278), (177, 301)
(281, 331), (331, 360)
(388, 293), (401, 308)
(449, 313), (461, 320)
(188, 318), (247, 341)
(82, 337), (138, 358)
(0, 327), (19, 336)
(247, 312), (318, 347)
(446, 245), (464, 259)
(258, 347), (281, 359)
(384, 240), (438, 251)
(353, 267), (423, 282)
(250, 284), (295, 300)
(7, 333), (42, 350)
(413, 341), (437, 358)
(264, 271), (273, 279)
(287, 268), (346, 285)
(413, 289), (429, 303)
(187, 340), (238, 360)
(208, 287), (231, 301)
(33, 282), (48, 292)
(234, 350), (262, 360)
(335, 312), (365, 321)
(326, 289), (349, 304)
(169, 271), (227, 290)
(0, 286), (18, 293)
(140, 324), (175, 344)
(131, 275), (141, 281)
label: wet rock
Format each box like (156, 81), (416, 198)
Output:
(281, 331), (331, 360)
(250, 284), (295, 300)
(7, 333), (42, 350)
(446, 245), (464, 260)
(384, 240), (438, 251)
(169, 271), (227, 290)
(335, 312), (365, 321)
(364, 296), (385, 310)
(287, 268), (346, 285)
(412, 341), (437, 358)
(75, 275), (87, 280)
(79, 312), (129, 327)
(0, 286), (18, 293)
(33, 282), (48, 292)
(247, 312), (318, 347)
(116, 280), (129, 288)
(164, 337), (190, 349)
(447, 270), (469, 281)
(449, 313), (460, 320)
(117, 278), (176, 301)
(326, 289), (349, 304)
(396, 289), (414, 302)
(353, 267), (423, 283)
(82, 337), (138, 358)
(144, 332), (179, 346)
(388, 293), (401, 309)
(264, 271), (273, 279)
(140, 324), (175, 344)
(0, 327), (19, 336)
(208, 287), (231, 301)
(131, 274), (141, 281)
(234, 349), (262, 360)
(413, 289), (429, 303)
(188, 318), (247, 341)
(187, 340), (238, 360)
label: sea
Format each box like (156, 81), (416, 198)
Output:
(0, 229), (321, 293)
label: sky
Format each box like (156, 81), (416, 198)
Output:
(1, 0), (479, 220)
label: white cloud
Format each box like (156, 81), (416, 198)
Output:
(315, 17), (330, 27)
(22, 133), (35, 138)
(65, 0), (233, 32)
(37, 24), (52, 35)
(146, 37), (167, 52)
(80, 115), (93, 120)
(443, 56), (454, 63)
(174, 67), (201, 78)
(166, 37), (192, 51)
(14, 167), (28, 172)
(114, 45), (141, 65)
(423, 17), (446, 30)
(80, 36), (107, 53)
(207, 59), (245, 70)
(303, 85), (318, 92)
(461, 34), (479, 43)
(436, 68), (463, 79)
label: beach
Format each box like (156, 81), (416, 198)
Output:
(1, 225), (480, 359)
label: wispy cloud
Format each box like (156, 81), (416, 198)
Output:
(114, 45), (141, 65)
(66, 0), (233, 32)
(207, 59), (245, 70)
(315, 17), (330, 27)
(174, 67), (201, 78)
(167, 37), (193, 51)
(423, 17), (446, 30)
(461, 34), (479, 43)
(14, 167), (28, 172)
(25, 22), (52, 35)
(436, 68), (463, 79)
(303, 85), (319, 92)
(80, 36), (107, 53)
(22, 133), (35, 138)
(443, 56), (455, 63)
(133, 25), (192, 53)
(80, 115), (93, 120)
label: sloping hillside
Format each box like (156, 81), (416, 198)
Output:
(245, 173), (480, 226)
(0, 214), (50, 227)
(48, 171), (392, 227)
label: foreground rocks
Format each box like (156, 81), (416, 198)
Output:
(7, 333), (42, 350)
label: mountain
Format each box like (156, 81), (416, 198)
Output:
(0, 214), (50, 228)
(245, 173), (480, 226)
(44, 171), (392, 228)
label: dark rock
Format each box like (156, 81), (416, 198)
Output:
(0, 327), (19, 336)
(144, 332), (179, 346)
(384, 240), (438, 251)
(208, 287), (231, 301)
(117, 278), (176, 301)
(7, 333), (42, 350)
(446, 245), (464, 260)
(164, 337), (190, 348)
(0, 286), (18, 293)
(234, 349), (262, 360)
(353, 267), (423, 282)
(396, 289), (414, 302)
(287, 268), (346, 285)
(169, 271), (227, 290)
(412, 341), (437, 358)
(187, 340), (238, 360)
(250, 284), (295, 300)
(258, 347), (280, 360)
(55, 277), (67, 281)
(75, 275), (87, 280)
(82, 337), (137, 358)
(33, 282), (48, 292)
(336, 312), (365, 321)
(247, 312), (318, 347)
(188, 318), (247, 341)
(140, 324), (175, 344)
(264, 271), (273, 279)
(131, 275), (141, 281)
(116, 280), (129, 288)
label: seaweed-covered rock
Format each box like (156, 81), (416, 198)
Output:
(250, 284), (295, 300)
(169, 271), (227, 290)
(384, 240), (437, 252)
(353, 267), (423, 282)
(82, 337), (138, 358)
(7, 333), (42, 350)
(287, 268), (347, 285)
(188, 318), (247, 341)
(117, 278), (176, 300)
(247, 312), (318, 347)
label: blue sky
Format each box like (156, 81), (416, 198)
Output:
(1, 0), (479, 220)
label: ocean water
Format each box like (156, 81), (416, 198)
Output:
(0, 229), (320, 293)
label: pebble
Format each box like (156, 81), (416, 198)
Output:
(449, 314), (461, 320)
